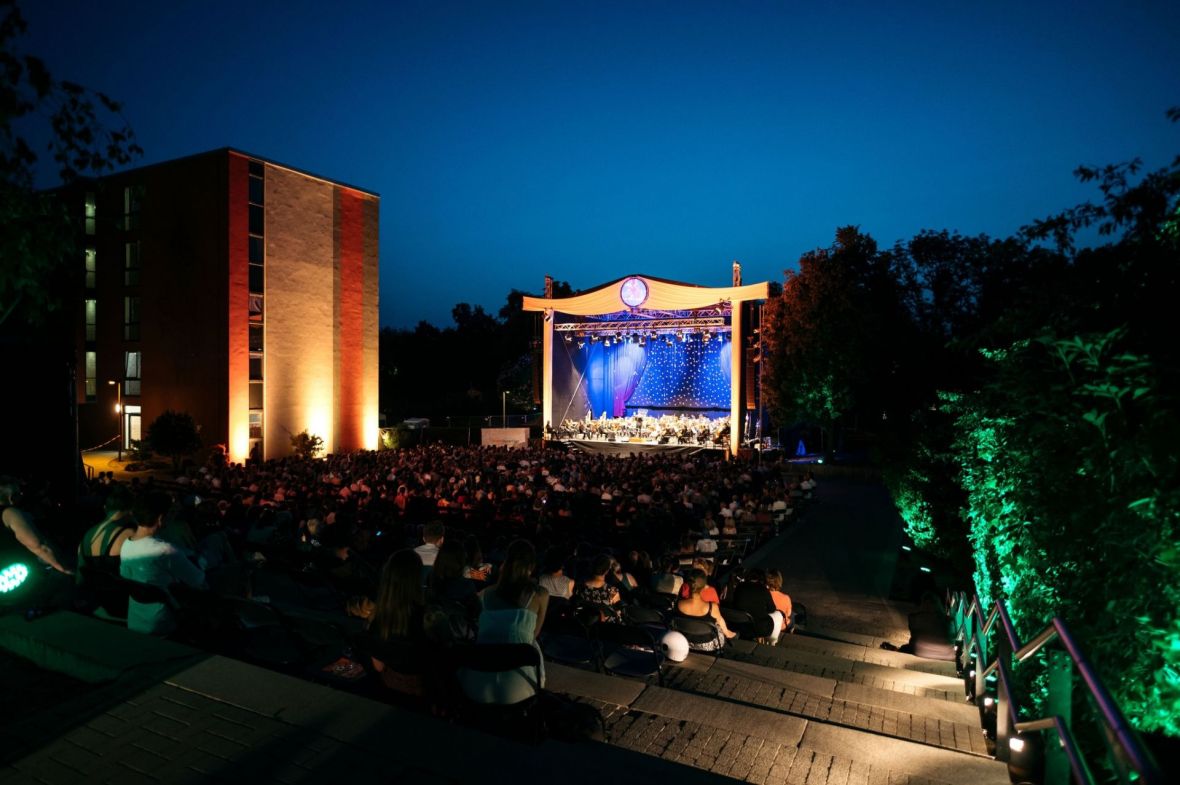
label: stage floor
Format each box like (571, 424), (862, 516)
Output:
(556, 437), (725, 456)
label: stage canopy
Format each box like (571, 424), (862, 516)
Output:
(522, 271), (770, 455)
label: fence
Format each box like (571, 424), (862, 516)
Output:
(949, 591), (1162, 785)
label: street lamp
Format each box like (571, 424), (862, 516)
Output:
(502, 390), (508, 428)
(107, 380), (123, 461)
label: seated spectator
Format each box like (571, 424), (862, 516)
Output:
(765, 568), (794, 632)
(76, 485), (135, 578)
(415, 520), (445, 567)
(651, 556), (683, 596)
(1, 475), (72, 575)
(368, 549), (430, 700)
(537, 549), (574, 600)
(678, 558), (719, 603)
(727, 567), (783, 643)
(624, 550), (653, 589)
(119, 491), (207, 636)
(464, 540), (549, 703)
(695, 532), (718, 554)
(576, 554), (622, 618)
(675, 569), (736, 650)
(425, 540), (480, 638)
(608, 556), (638, 598)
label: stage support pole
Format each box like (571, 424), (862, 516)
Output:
(542, 308), (554, 438)
(730, 303), (742, 457)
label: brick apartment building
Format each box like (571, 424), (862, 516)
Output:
(74, 148), (379, 463)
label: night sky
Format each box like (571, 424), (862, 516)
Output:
(21, 1), (1180, 329)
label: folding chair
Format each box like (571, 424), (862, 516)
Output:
(719, 607), (757, 640)
(539, 615), (599, 667)
(594, 623), (664, 685)
(670, 616), (726, 654)
(452, 643), (546, 743)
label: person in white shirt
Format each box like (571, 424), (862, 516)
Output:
(119, 491), (207, 636)
(414, 520), (445, 567)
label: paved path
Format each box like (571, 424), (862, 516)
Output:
(745, 476), (915, 645)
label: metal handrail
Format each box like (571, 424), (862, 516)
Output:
(948, 590), (1162, 785)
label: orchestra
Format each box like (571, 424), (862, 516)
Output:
(550, 412), (731, 447)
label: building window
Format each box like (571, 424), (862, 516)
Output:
(249, 263), (264, 293)
(124, 351), (141, 396)
(248, 204), (264, 236)
(249, 175), (264, 205)
(85, 193), (96, 235)
(249, 381), (264, 409)
(85, 248), (97, 289)
(85, 299), (97, 342)
(249, 236), (264, 264)
(124, 296), (140, 341)
(125, 241), (140, 286)
(249, 324), (263, 353)
(249, 356), (263, 380)
(85, 351), (97, 399)
(248, 294), (263, 322)
(123, 185), (142, 231)
(249, 411), (263, 439)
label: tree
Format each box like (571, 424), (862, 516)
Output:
(1, 0), (141, 328)
(146, 410), (201, 471)
(761, 226), (914, 455)
(289, 430), (324, 460)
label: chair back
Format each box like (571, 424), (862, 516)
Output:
(595, 623), (664, 682)
(622, 605), (666, 627)
(719, 606), (756, 637)
(671, 616), (725, 652)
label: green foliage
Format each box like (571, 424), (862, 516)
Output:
(377, 425), (411, 451)
(0, 0), (141, 328)
(289, 430), (324, 460)
(951, 328), (1180, 734)
(760, 108), (1180, 741)
(762, 227), (917, 452)
(145, 410), (201, 470)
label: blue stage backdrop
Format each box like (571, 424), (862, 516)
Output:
(559, 337), (730, 419)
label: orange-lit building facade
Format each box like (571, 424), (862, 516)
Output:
(75, 149), (379, 463)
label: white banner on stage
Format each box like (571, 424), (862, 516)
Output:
(481, 428), (530, 448)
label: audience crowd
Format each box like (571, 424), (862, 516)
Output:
(1, 442), (816, 717)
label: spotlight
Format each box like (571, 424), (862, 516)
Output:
(564, 334), (572, 343)
(703, 332), (711, 342)
(638, 336), (646, 346)
(0, 562), (30, 593)
(604, 338), (612, 347)
(577, 341), (585, 349)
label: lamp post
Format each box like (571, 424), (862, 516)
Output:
(502, 391), (508, 428)
(107, 380), (123, 461)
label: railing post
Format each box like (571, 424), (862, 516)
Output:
(996, 660), (1012, 762)
(1045, 649), (1072, 785)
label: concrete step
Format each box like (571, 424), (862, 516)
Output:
(548, 663), (1007, 785)
(772, 630), (961, 677)
(663, 658), (989, 756)
(726, 639), (964, 702)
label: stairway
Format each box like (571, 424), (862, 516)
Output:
(550, 625), (1007, 785)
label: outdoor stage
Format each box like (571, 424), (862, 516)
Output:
(557, 437), (724, 457)
(522, 271), (771, 456)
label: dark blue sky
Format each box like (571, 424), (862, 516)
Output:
(23, 1), (1180, 328)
